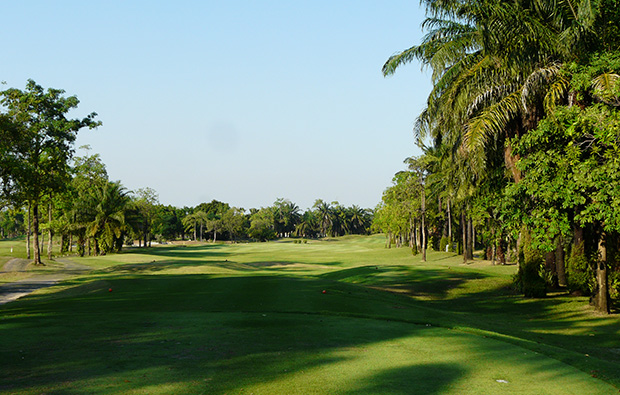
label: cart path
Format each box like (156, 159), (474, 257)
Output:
(0, 258), (92, 305)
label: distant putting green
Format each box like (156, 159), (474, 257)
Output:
(1, 235), (618, 394)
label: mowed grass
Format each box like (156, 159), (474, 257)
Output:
(1, 235), (619, 394)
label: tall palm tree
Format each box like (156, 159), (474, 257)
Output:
(384, 0), (599, 180)
(313, 199), (334, 237)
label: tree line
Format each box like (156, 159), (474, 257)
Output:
(376, 0), (620, 313)
(0, 81), (373, 261)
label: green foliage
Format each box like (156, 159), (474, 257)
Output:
(439, 236), (451, 253)
(513, 257), (547, 298)
(566, 242), (595, 295)
(249, 208), (277, 241)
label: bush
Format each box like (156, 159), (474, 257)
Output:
(439, 236), (451, 252)
(566, 241), (594, 295)
(513, 257), (547, 298)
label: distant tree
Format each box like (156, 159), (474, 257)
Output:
(295, 210), (319, 238)
(85, 181), (130, 255)
(222, 207), (246, 242)
(249, 207), (276, 241)
(313, 199), (333, 237)
(153, 205), (184, 241)
(0, 80), (100, 264)
(133, 187), (159, 247)
(273, 198), (300, 237)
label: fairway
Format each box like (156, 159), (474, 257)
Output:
(1, 236), (619, 394)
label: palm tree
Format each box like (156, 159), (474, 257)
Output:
(384, 0), (599, 181)
(313, 199), (333, 237)
(85, 181), (130, 255)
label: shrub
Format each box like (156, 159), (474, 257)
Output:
(439, 236), (451, 252)
(566, 241), (594, 295)
(513, 257), (547, 298)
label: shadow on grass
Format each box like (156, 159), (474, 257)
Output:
(123, 243), (230, 259)
(321, 265), (489, 299)
(343, 363), (464, 394)
(2, 238), (620, 394)
(1, 271), (619, 393)
(0, 274), (471, 394)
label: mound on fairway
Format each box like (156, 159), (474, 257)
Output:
(0, 235), (618, 394)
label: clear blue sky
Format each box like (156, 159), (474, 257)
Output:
(2, 1), (430, 211)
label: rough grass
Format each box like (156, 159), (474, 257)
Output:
(0, 235), (619, 394)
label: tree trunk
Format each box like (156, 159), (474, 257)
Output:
(26, 201), (31, 260)
(47, 201), (53, 260)
(416, 220), (421, 251)
(467, 217), (474, 260)
(555, 237), (567, 287)
(409, 214), (414, 248)
(421, 216), (426, 262)
(143, 225), (148, 248)
(573, 223), (584, 248)
(421, 188), (426, 262)
(447, 199), (452, 240)
(592, 235), (610, 314)
(32, 201), (43, 265)
(462, 212), (467, 263)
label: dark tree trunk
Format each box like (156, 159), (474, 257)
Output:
(592, 235), (610, 314)
(143, 225), (148, 248)
(544, 250), (557, 287)
(462, 212), (467, 263)
(447, 199), (452, 240)
(32, 201), (43, 265)
(421, 186), (426, 262)
(26, 201), (31, 260)
(497, 242), (506, 265)
(467, 217), (474, 260)
(47, 201), (53, 260)
(555, 237), (567, 287)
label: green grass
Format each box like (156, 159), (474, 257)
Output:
(1, 235), (619, 394)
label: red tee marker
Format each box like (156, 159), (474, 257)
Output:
(108, 288), (113, 292)
(322, 290), (326, 294)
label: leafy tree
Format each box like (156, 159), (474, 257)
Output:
(249, 207), (276, 241)
(133, 187), (159, 247)
(153, 205), (184, 241)
(221, 207), (246, 242)
(0, 80), (100, 264)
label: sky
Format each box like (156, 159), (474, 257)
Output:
(2, 1), (430, 211)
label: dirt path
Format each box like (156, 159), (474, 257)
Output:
(0, 258), (92, 305)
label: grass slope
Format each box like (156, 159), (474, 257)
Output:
(0, 235), (619, 394)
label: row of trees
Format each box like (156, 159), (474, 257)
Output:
(0, 80), (375, 262)
(379, 0), (620, 313)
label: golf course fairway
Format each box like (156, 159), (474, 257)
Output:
(1, 235), (618, 394)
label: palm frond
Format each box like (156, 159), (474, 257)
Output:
(465, 91), (521, 150)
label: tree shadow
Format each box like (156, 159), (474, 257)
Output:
(320, 265), (490, 299)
